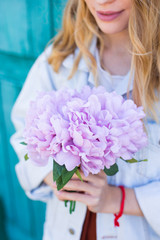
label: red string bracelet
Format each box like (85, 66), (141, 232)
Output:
(114, 185), (125, 227)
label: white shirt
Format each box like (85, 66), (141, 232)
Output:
(10, 38), (160, 240)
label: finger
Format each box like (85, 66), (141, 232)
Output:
(73, 172), (107, 189)
(56, 190), (98, 207)
(72, 170), (106, 182)
(61, 179), (96, 194)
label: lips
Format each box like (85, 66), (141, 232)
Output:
(96, 10), (124, 21)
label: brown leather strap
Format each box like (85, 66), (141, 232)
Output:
(80, 209), (96, 240)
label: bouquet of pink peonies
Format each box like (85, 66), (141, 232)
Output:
(22, 86), (147, 213)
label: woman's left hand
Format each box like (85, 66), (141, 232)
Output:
(52, 170), (120, 213)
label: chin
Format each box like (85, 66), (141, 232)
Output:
(99, 24), (128, 36)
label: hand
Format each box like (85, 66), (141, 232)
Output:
(43, 170), (143, 216)
(50, 170), (118, 213)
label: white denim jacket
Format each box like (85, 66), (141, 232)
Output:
(11, 38), (160, 240)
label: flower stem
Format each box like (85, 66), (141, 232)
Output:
(72, 200), (76, 212)
(64, 200), (76, 214)
(70, 201), (73, 214)
(64, 200), (68, 207)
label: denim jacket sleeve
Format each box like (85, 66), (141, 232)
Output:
(135, 181), (160, 235)
(10, 48), (55, 201)
(134, 117), (160, 235)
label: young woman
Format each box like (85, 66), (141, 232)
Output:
(11, 0), (160, 239)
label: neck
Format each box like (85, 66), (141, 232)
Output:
(100, 29), (132, 76)
(102, 29), (131, 54)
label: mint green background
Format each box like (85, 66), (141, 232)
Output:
(0, 1), (67, 239)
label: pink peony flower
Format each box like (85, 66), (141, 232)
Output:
(24, 86), (147, 176)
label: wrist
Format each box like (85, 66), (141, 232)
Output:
(114, 186), (125, 227)
(102, 185), (122, 214)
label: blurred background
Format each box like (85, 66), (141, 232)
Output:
(0, 1), (67, 239)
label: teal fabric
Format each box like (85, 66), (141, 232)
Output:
(0, 1), (67, 239)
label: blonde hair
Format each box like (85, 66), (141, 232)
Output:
(129, 0), (160, 120)
(48, 0), (160, 120)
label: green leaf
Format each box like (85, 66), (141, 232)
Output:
(20, 142), (27, 145)
(104, 163), (119, 176)
(53, 160), (78, 190)
(53, 160), (65, 182)
(56, 176), (64, 191)
(125, 158), (138, 163)
(121, 157), (148, 163)
(140, 159), (148, 162)
(24, 153), (29, 161)
(75, 169), (83, 182)
(61, 166), (78, 185)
